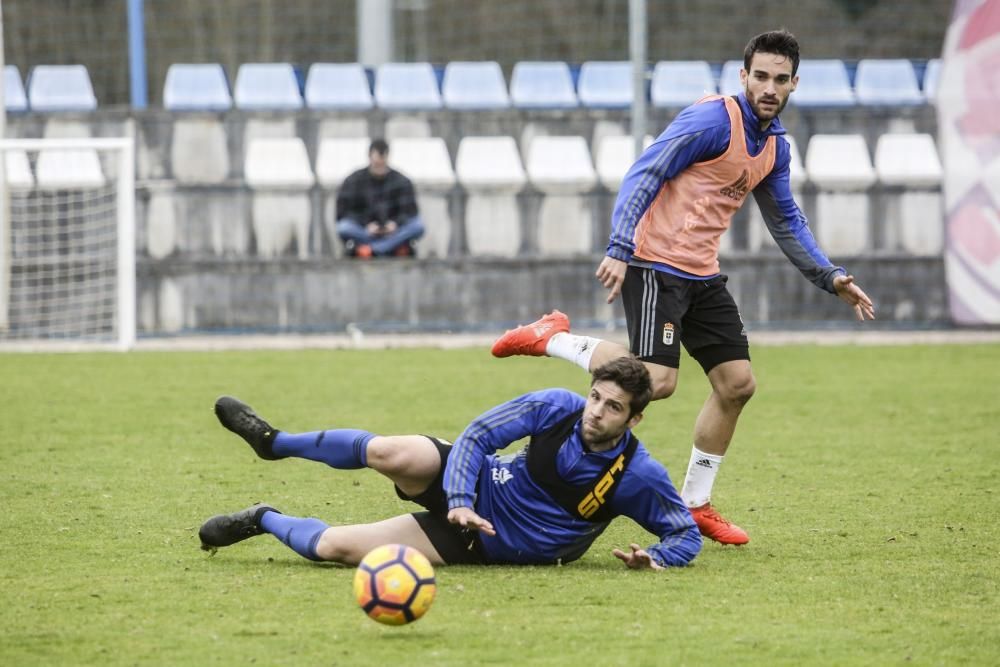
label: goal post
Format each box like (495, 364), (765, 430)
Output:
(0, 137), (136, 350)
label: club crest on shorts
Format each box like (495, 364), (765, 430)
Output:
(662, 322), (675, 346)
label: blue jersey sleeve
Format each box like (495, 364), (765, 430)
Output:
(610, 449), (702, 567)
(607, 99), (731, 262)
(752, 137), (846, 293)
(443, 389), (585, 511)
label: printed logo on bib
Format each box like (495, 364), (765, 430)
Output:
(720, 169), (750, 201)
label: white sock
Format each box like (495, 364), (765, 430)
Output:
(545, 332), (601, 372)
(680, 445), (724, 508)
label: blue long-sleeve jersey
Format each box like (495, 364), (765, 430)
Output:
(608, 92), (846, 294)
(443, 388), (701, 567)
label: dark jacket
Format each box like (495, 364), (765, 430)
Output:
(335, 167), (419, 225)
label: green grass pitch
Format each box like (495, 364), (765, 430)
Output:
(1, 343), (998, 666)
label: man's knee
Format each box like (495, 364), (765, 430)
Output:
(365, 436), (408, 474)
(314, 528), (353, 563)
(718, 372), (756, 406)
(647, 365), (678, 400)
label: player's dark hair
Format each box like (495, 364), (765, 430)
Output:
(743, 29), (800, 75)
(591, 357), (653, 417)
(369, 138), (389, 156)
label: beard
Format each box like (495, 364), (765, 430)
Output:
(747, 89), (789, 121)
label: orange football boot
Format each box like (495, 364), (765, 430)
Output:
(689, 504), (750, 545)
(491, 310), (570, 358)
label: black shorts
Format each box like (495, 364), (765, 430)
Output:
(621, 265), (750, 374)
(394, 436), (486, 565)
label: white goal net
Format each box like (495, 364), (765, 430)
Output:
(0, 137), (135, 350)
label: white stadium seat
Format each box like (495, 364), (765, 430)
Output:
(375, 63), (442, 111)
(875, 133), (944, 254)
(244, 138), (314, 259)
(456, 136), (526, 257)
(651, 61), (716, 108)
(234, 63), (303, 110)
(163, 63), (232, 111)
(510, 61), (578, 109)
(806, 134), (875, 256)
(527, 136), (597, 256)
(305, 63), (373, 111)
(28, 65), (98, 111)
(442, 61), (510, 110)
(389, 137), (457, 258)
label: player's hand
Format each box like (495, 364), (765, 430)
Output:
(833, 274), (875, 321)
(365, 221), (380, 235)
(595, 256), (628, 304)
(612, 543), (664, 570)
(447, 507), (496, 536)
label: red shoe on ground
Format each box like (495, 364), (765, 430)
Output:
(689, 504), (750, 545)
(355, 243), (373, 259)
(491, 310), (571, 358)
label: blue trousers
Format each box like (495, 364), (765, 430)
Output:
(336, 216), (425, 255)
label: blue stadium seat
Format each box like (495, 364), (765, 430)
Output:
(854, 59), (923, 106)
(5, 65), (28, 112)
(790, 60), (855, 107)
(28, 65), (97, 111)
(718, 60), (744, 96)
(233, 63), (303, 110)
(442, 61), (510, 110)
(510, 61), (578, 109)
(922, 58), (941, 104)
(305, 63), (373, 111)
(163, 63), (232, 111)
(651, 61), (716, 107)
(577, 61), (633, 108)
(374, 63), (442, 111)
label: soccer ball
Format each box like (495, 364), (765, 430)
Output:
(353, 544), (436, 625)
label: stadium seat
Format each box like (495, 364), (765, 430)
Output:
(28, 65), (97, 111)
(651, 61), (716, 108)
(163, 63), (232, 111)
(747, 135), (806, 252)
(577, 61), (633, 109)
(854, 59), (924, 106)
(805, 134), (875, 255)
(718, 60), (744, 96)
(5, 65), (28, 112)
(233, 63), (303, 110)
(923, 58), (941, 104)
(790, 60), (855, 107)
(442, 61), (510, 110)
(874, 133), (943, 254)
(374, 63), (442, 111)
(456, 136), (526, 257)
(527, 136), (598, 256)
(594, 134), (652, 191)
(509, 61), (578, 109)
(244, 138), (314, 188)
(244, 138), (315, 258)
(305, 63), (373, 111)
(389, 137), (456, 258)
(36, 148), (105, 188)
(314, 137), (370, 187)
(171, 119), (230, 183)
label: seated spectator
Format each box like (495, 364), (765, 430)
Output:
(335, 139), (424, 258)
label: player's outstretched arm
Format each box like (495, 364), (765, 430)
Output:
(833, 274), (876, 321)
(612, 543), (665, 570)
(595, 256), (628, 304)
(447, 507), (496, 536)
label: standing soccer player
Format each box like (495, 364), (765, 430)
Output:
(491, 30), (875, 545)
